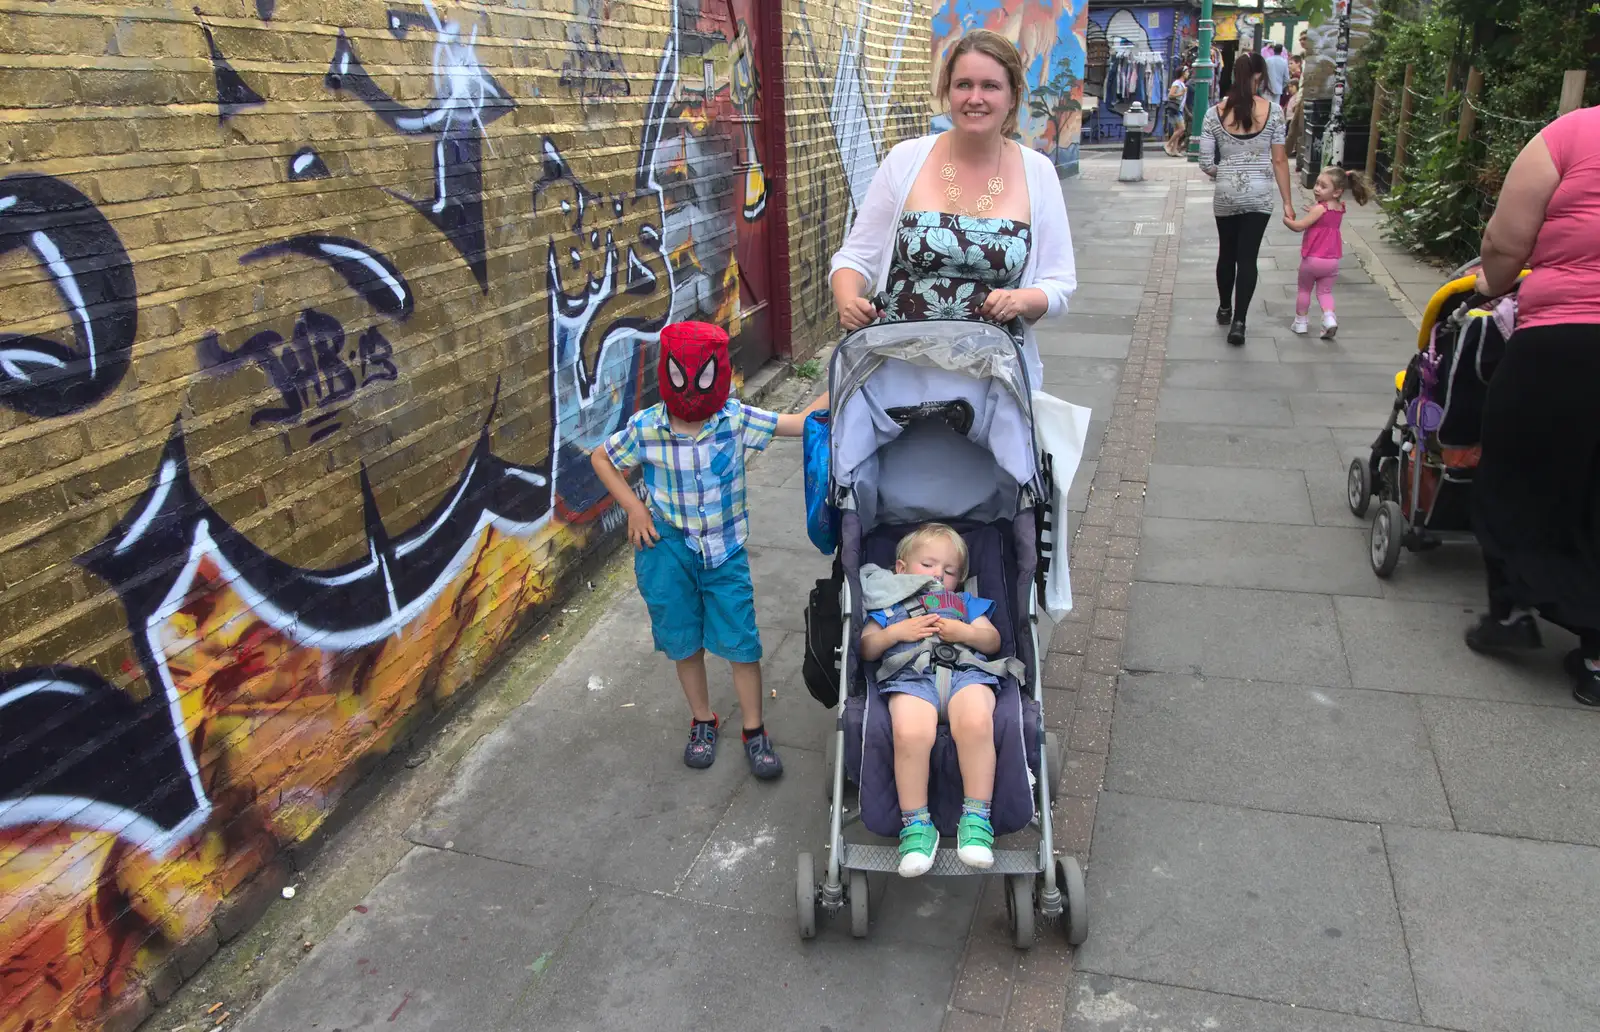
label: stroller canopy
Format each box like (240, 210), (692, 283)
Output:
(829, 321), (1040, 530)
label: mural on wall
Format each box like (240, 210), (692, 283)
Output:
(785, 0), (927, 332)
(0, 1), (762, 1029)
(930, 0), (1090, 175)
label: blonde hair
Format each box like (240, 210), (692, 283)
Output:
(1321, 166), (1372, 205)
(896, 522), (969, 580)
(936, 30), (1027, 137)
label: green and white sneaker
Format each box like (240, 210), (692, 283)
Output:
(897, 821), (937, 877)
(956, 813), (995, 868)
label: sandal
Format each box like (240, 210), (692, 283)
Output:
(956, 812), (995, 869)
(684, 716), (718, 769)
(743, 730), (784, 780)
(898, 821), (937, 877)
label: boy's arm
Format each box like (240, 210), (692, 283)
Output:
(859, 621), (896, 662)
(937, 615), (1002, 656)
(589, 445), (659, 549)
(774, 391), (830, 437)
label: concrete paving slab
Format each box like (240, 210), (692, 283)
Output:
(1156, 388), (1294, 427)
(500, 887), (960, 1032)
(1145, 464), (1315, 525)
(1068, 975), (1432, 1032)
(1040, 380), (1116, 420)
(1039, 356), (1127, 385)
(1034, 331), (1132, 359)
(1306, 465), (1371, 529)
(1068, 460), (1098, 512)
(1290, 392), (1398, 429)
(1386, 826), (1600, 1032)
(1136, 517), (1380, 597)
(745, 485), (809, 552)
(1419, 696), (1600, 847)
(1154, 423), (1341, 471)
(1374, 545), (1487, 607)
(748, 543), (823, 636)
(1107, 672), (1451, 826)
(1070, 295), (1151, 316)
(746, 440), (802, 487)
(1056, 312), (1138, 334)
(1334, 596), (1584, 708)
(409, 707), (747, 893)
(1075, 793), (1420, 1023)
(1275, 336), (1414, 364)
(1163, 361), (1317, 392)
(234, 848), (597, 1032)
(1163, 332), (1285, 362)
(1124, 582), (1349, 686)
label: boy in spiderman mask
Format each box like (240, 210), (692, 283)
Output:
(591, 321), (828, 778)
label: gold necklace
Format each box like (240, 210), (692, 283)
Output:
(940, 138), (1005, 215)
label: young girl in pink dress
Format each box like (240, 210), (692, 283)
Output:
(1283, 166), (1370, 338)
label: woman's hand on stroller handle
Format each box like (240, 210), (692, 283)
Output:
(839, 294), (882, 331)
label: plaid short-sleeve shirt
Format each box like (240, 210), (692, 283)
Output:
(603, 398), (779, 568)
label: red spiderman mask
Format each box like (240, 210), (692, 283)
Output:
(658, 321), (732, 422)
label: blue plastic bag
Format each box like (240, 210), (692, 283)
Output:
(802, 409), (839, 554)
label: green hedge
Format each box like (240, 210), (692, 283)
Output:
(1364, 0), (1600, 263)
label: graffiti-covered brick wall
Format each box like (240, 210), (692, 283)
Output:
(931, 1), (1090, 176)
(0, 2), (826, 1030)
(780, 1), (934, 361)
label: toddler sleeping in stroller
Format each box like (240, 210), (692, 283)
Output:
(859, 522), (1022, 877)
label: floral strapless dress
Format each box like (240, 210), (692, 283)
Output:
(879, 211), (1032, 333)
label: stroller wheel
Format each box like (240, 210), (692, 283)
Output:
(1371, 501), (1405, 578)
(1005, 873), (1035, 949)
(848, 869), (870, 938)
(1058, 857), (1089, 946)
(1346, 458), (1373, 518)
(796, 852), (817, 939)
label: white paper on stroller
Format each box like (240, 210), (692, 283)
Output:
(1030, 390), (1091, 619)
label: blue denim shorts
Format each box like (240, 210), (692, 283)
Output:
(634, 519), (762, 664)
(880, 668), (998, 711)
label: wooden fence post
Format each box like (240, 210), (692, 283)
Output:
(1458, 66), (1482, 144)
(1559, 70), (1588, 116)
(1365, 81), (1385, 182)
(1393, 64), (1415, 188)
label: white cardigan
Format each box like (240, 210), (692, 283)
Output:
(829, 134), (1078, 388)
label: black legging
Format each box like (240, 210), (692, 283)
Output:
(1216, 212), (1271, 319)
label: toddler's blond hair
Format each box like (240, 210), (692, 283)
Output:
(895, 522), (968, 580)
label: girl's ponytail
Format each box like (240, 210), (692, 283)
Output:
(1323, 166), (1372, 206)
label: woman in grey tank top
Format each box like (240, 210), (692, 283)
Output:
(1199, 51), (1293, 346)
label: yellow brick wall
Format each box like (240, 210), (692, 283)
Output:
(780, 1), (933, 361)
(0, 2), (927, 1029)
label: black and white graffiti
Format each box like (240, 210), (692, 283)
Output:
(0, 173), (139, 418)
(325, 3), (513, 290)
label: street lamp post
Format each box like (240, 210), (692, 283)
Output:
(1187, 0), (1215, 162)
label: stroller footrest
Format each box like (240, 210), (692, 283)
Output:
(840, 842), (1040, 876)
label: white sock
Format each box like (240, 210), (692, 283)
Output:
(1499, 608), (1533, 625)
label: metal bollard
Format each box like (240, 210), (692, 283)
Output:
(1120, 102), (1148, 182)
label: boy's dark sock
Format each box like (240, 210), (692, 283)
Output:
(741, 723), (765, 741)
(694, 715), (718, 729)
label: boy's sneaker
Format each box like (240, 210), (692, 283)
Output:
(1321, 312), (1338, 338)
(898, 821), (937, 877)
(956, 813), (995, 869)
(1291, 316), (1309, 335)
(684, 716), (718, 769)
(743, 729), (784, 780)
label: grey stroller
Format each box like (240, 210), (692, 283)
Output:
(796, 319), (1089, 948)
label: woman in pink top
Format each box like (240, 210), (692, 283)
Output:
(1464, 104), (1600, 707)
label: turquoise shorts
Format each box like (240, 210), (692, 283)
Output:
(634, 518), (762, 664)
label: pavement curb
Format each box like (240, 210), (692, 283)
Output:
(942, 166), (1189, 1032)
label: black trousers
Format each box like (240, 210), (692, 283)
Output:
(1215, 212), (1271, 319)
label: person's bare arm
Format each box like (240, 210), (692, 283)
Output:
(831, 269), (880, 331)
(1479, 133), (1560, 296)
(1272, 143), (1293, 212)
(773, 392), (830, 436)
(1283, 203), (1325, 232)
(935, 615), (1002, 656)
(861, 614), (938, 661)
(589, 448), (658, 549)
